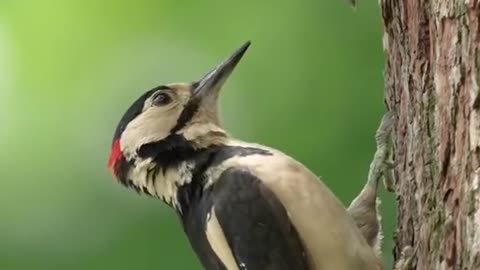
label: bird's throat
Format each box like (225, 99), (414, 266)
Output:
(122, 137), (273, 212)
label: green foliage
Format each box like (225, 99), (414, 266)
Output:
(0, 0), (394, 269)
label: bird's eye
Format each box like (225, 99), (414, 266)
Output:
(152, 92), (172, 106)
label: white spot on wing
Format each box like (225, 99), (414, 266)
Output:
(205, 207), (240, 270)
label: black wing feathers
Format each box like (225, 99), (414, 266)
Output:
(212, 168), (309, 270)
(180, 181), (227, 270)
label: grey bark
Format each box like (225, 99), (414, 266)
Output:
(379, 1), (480, 269)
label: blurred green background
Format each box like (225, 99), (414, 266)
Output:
(0, 0), (393, 269)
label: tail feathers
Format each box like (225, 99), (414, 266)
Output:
(348, 112), (394, 258)
(348, 189), (383, 258)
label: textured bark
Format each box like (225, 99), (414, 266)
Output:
(380, 1), (480, 269)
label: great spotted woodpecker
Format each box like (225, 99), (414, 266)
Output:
(107, 42), (391, 270)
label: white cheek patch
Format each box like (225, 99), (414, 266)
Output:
(120, 105), (183, 158)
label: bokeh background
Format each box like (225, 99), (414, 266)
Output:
(0, 1), (394, 269)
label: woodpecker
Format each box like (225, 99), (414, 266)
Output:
(107, 42), (387, 270)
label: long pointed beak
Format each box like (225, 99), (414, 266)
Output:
(192, 41), (251, 100)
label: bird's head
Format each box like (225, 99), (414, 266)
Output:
(107, 42), (250, 185)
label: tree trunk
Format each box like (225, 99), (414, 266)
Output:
(379, 1), (480, 269)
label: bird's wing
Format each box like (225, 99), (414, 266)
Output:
(206, 144), (383, 270)
(206, 167), (309, 270)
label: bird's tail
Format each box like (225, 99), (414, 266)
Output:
(347, 112), (395, 258)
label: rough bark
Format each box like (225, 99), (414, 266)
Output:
(380, 1), (480, 269)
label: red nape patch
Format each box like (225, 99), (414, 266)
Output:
(108, 139), (123, 176)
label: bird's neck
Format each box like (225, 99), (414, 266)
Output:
(126, 135), (272, 213)
(124, 133), (223, 208)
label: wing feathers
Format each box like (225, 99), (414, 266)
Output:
(205, 208), (240, 270)
(210, 168), (309, 270)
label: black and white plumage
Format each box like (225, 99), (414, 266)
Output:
(107, 42), (384, 270)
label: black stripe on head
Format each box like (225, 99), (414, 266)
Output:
(191, 81), (200, 90)
(112, 85), (170, 145)
(137, 134), (197, 171)
(170, 100), (200, 134)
